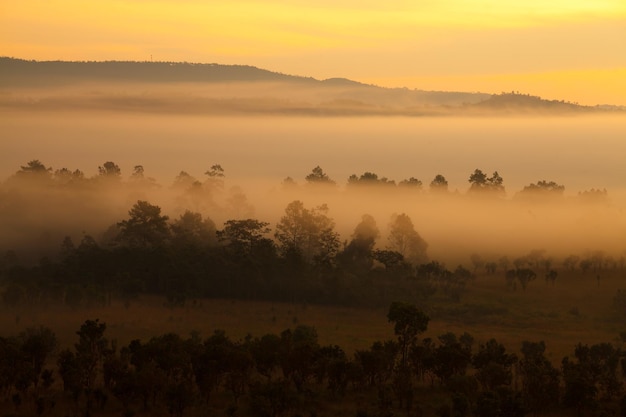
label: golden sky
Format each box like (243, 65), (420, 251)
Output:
(1, 0), (625, 105)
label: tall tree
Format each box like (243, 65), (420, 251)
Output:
(473, 338), (517, 391)
(387, 213), (428, 265)
(218, 219), (272, 255)
(14, 160), (52, 183)
(305, 166), (335, 186)
(170, 211), (216, 247)
(517, 180), (565, 199)
(519, 341), (560, 416)
(339, 214), (379, 273)
(429, 174), (449, 193)
(468, 169), (505, 195)
(274, 200), (339, 263)
(98, 161), (122, 180)
(117, 201), (170, 248)
(387, 302), (429, 369)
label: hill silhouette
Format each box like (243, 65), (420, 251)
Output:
(0, 57), (616, 114)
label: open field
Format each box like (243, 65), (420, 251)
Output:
(3, 268), (625, 363)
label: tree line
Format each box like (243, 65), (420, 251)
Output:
(2, 303), (626, 416)
(5, 160), (610, 201)
(2, 195), (624, 315)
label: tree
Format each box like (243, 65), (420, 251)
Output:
(172, 171), (198, 189)
(250, 334), (282, 380)
(117, 200), (170, 248)
(561, 343), (621, 414)
(355, 340), (398, 387)
(578, 188), (609, 203)
(473, 339), (517, 391)
(98, 161), (121, 180)
(280, 326), (320, 392)
(75, 319), (108, 384)
(468, 169), (505, 195)
(432, 332), (474, 385)
(170, 211), (216, 247)
(373, 249), (406, 271)
(517, 180), (565, 200)
(217, 219), (272, 254)
(387, 213), (428, 265)
(516, 268), (537, 291)
(17, 160), (51, 175)
(274, 201), (340, 264)
(204, 164), (225, 188)
(131, 165), (145, 179)
(387, 302), (429, 368)
(19, 326), (58, 389)
(69, 319), (109, 417)
(398, 177), (423, 189)
(205, 164), (224, 178)
(519, 341), (560, 415)
(429, 174), (449, 192)
(347, 172), (396, 187)
(468, 169), (488, 189)
(305, 166), (335, 185)
(129, 165), (157, 187)
(54, 167), (85, 185)
(338, 214), (379, 273)
(14, 160), (52, 184)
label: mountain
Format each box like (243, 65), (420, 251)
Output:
(0, 57), (613, 115)
(0, 57), (301, 85)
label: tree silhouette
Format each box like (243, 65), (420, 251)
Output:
(519, 341), (560, 415)
(170, 211), (216, 247)
(274, 201), (339, 263)
(116, 201), (170, 248)
(468, 169), (505, 195)
(387, 213), (428, 265)
(387, 302), (429, 369)
(218, 219), (272, 254)
(429, 174), (449, 192)
(339, 214), (379, 273)
(398, 177), (423, 189)
(305, 166), (335, 185)
(98, 161), (121, 180)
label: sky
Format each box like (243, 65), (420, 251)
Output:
(1, 0), (625, 105)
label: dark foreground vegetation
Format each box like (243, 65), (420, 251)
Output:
(3, 302), (626, 417)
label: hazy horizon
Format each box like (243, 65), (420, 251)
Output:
(2, 109), (624, 267)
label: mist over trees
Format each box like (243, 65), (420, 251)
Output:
(0, 159), (623, 311)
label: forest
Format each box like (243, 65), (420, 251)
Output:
(0, 159), (625, 417)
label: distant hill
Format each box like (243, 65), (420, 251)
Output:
(473, 92), (587, 111)
(0, 57), (301, 85)
(0, 57), (618, 115)
(0, 57), (488, 107)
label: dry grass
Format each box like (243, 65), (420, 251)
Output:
(1, 268), (625, 363)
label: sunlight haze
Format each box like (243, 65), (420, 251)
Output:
(2, 0), (625, 104)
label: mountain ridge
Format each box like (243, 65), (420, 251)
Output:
(1, 57), (621, 114)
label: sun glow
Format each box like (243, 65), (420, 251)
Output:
(1, 0), (625, 104)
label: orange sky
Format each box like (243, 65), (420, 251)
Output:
(1, 0), (625, 105)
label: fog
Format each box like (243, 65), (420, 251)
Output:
(1, 106), (625, 266)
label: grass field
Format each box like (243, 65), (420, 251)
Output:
(2, 267), (625, 364)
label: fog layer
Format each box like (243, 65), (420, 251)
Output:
(1, 111), (624, 265)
